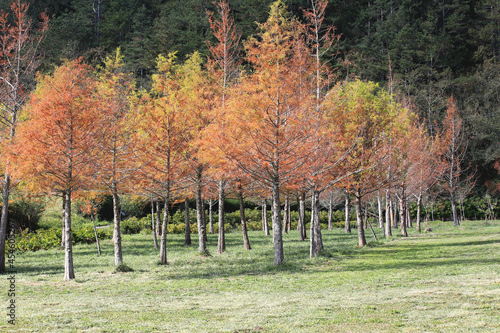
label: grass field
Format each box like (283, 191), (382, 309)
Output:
(2, 220), (499, 332)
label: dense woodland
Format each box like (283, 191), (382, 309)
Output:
(0, 0), (499, 281)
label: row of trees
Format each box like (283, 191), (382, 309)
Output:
(1, 0), (471, 281)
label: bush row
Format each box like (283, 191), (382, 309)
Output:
(14, 226), (113, 252)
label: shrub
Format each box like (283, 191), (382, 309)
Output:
(8, 197), (45, 232)
(121, 216), (149, 234)
(15, 228), (60, 252)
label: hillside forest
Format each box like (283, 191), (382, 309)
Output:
(0, 0), (499, 281)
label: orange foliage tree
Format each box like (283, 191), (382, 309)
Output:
(12, 60), (103, 281)
(93, 48), (139, 266)
(0, 0), (48, 274)
(220, 0), (317, 265)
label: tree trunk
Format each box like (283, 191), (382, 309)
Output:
(310, 189), (323, 258)
(355, 190), (367, 247)
(262, 198), (269, 236)
(112, 185), (123, 266)
(298, 194), (306, 241)
(451, 192), (460, 226)
(272, 180), (284, 266)
(184, 197), (191, 245)
(283, 196), (288, 233)
(399, 187), (408, 237)
(196, 169), (207, 254)
(156, 200), (161, 238)
(328, 193), (333, 230)
(416, 194), (422, 232)
(406, 200), (411, 228)
(63, 190), (75, 281)
(238, 185), (251, 250)
(209, 198), (214, 234)
(286, 197), (291, 232)
(61, 192), (66, 247)
(390, 199), (396, 228)
(0, 170), (11, 273)
(217, 180), (225, 254)
(159, 195), (169, 264)
(91, 214), (101, 256)
(345, 193), (351, 233)
(151, 198), (158, 250)
(385, 191), (392, 237)
(377, 194), (383, 228)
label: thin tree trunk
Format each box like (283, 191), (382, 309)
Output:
(196, 169), (207, 254)
(91, 214), (101, 256)
(61, 192), (66, 247)
(286, 197), (291, 232)
(283, 196), (288, 233)
(345, 193), (351, 233)
(298, 195), (306, 241)
(0, 172), (10, 273)
(390, 199), (396, 228)
(451, 192), (460, 226)
(202, 198), (207, 243)
(156, 200), (161, 238)
(310, 189), (323, 258)
(378, 194), (383, 228)
(406, 200), (411, 227)
(63, 190), (75, 281)
(328, 193), (333, 230)
(159, 194), (169, 264)
(238, 185), (251, 250)
(184, 197), (191, 245)
(416, 194), (422, 232)
(385, 191), (392, 237)
(112, 185), (123, 266)
(355, 190), (367, 247)
(399, 187), (408, 237)
(151, 198), (158, 250)
(209, 198), (214, 234)
(272, 180), (284, 266)
(262, 198), (269, 236)
(217, 180), (226, 254)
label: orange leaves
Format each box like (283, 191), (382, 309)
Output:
(12, 59), (102, 194)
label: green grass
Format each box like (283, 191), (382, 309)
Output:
(2, 220), (500, 332)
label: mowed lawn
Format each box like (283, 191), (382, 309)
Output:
(2, 220), (500, 332)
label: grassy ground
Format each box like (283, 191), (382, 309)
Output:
(2, 220), (499, 332)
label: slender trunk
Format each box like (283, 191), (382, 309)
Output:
(272, 180), (283, 266)
(399, 187), (408, 237)
(283, 196), (288, 233)
(298, 195), (306, 241)
(377, 195), (383, 228)
(286, 197), (291, 232)
(184, 198), (191, 245)
(345, 193), (351, 233)
(159, 194), (169, 264)
(196, 169), (207, 254)
(217, 180), (226, 254)
(364, 206), (369, 230)
(406, 200), (411, 228)
(262, 198), (269, 236)
(0, 173), (10, 273)
(202, 199), (207, 243)
(328, 194), (333, 230)
(91, 214), (101, 256)
(112, 185), (123, 266)
(151, 199), (158, 250)
(416, 194), (422, 232)
(451, 192), (460, 226)
(156, 200), (161, 238)
(61, 192), (66, 247)
(209, 198), (214, 234)
(63, 190), (75, 281)
(385, 191), (392, 237)
(238, 186), (251, 250)
(390, 199), (396, 228)
(355, 190), (366, 247)
(310, 189), (323, 258)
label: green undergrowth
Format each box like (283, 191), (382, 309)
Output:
(2, 220), (499, 332)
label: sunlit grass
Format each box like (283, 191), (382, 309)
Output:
(2, 220), (499, 332)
